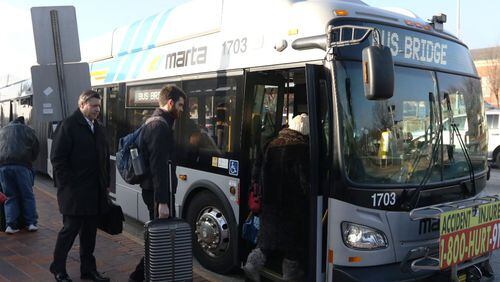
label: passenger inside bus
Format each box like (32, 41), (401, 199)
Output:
(187, 126), (222, 160)
(215, 102), (228, 149)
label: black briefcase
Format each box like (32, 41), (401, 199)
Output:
(144, 218), (192, 281)
(98, 202), (125, 235)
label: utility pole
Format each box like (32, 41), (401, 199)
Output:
(456, 0), (461, 39)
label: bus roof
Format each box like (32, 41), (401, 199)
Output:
(0, 79), (32, 102)
(86, 0), (463, 85)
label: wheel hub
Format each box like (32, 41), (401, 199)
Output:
(194, 206), (230, 258)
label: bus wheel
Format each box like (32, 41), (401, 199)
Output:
(186, 190), (238, 274)
(495, 149), (500, 168)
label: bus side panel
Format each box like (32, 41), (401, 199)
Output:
(113, 165), (240, 224)
(114, 167), (144, 221)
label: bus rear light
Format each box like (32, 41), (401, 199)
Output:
(333, 9), (348, 16)
(341, 222), (388, 250)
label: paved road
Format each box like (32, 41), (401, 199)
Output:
(0, 176), (211, 282)
(33, 174), (243, 282)
(484, 166), (500, 281)
(3, 169), (498, 281)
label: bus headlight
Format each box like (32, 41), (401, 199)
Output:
(341, 222), (388, 250)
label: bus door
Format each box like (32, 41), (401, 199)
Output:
(241, 70), (286, 259)
(242, 67), (331, 279)
(305, 64), (332, 281)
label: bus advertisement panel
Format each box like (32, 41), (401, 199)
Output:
(439, 202), (500, 269)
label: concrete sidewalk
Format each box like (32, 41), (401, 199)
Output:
(0, 180), (209, 281)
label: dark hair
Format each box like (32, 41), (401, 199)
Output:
(78, 90), (101, 106)
(14, 116), (25, 124)
(159, 85), (186, 107)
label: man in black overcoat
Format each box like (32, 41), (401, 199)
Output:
(49, 90), (111, 282)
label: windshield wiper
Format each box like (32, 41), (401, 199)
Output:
(404, 93), (438, 182)
(404, 93), (442, 209)
(444, 93), (476, 194)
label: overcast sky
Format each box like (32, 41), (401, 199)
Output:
(1, 0), (498, 83)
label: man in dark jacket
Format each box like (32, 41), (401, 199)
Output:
(129, 84), (185, 282)
(0, 116), (39, 234)
(50, 90), (111, 282)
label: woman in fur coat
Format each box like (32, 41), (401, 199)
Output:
(244, 113), (310, 282)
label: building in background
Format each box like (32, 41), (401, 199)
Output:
(471, 46), (500, 109)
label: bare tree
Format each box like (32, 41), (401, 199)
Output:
(485, 47), (500, 108)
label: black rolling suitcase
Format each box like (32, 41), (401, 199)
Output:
(144, 218), (192, 281)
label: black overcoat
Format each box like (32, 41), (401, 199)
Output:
(258, 128), (310, 254)
(51, 109), (110, 215)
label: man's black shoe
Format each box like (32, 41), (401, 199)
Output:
(80, 270), (110, 282)
(128, 269), (144, 282)
(53, 272), (72, 282)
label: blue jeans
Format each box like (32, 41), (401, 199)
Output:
(0, 165), (37, 228)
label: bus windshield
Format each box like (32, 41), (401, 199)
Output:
(336, 61), (487, 185)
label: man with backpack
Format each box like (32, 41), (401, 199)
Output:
(129, 84), (186, 282)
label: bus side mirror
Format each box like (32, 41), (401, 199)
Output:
(362, 45), (394, 100)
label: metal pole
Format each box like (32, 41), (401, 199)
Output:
(457, 0), (461, 39)
(50, 10), (68, 118)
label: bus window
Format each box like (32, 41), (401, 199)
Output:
(128, 109), (155, 130)
(125, 83), (180, 132)
(95, 88), (105, 124)
(177, 77), (240, 168)
(1, 101), (10, 126)
(189, 97), (199, 121)
(260, 86), (279, 147)
(103, 86), (125, 154)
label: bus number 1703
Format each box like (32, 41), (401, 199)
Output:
(222, 37), (248, 55)
(371, 192), (396, 207)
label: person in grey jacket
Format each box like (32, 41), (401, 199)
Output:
(0, 116), (40, 234)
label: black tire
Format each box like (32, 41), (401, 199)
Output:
(185, 190), (238, 274)
(495, 149), (500, 168)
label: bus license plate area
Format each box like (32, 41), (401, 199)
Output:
(439, 201), (500, 269)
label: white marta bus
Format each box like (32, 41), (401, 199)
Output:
(75, 0), (498, 280)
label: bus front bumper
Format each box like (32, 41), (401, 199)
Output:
(332, 263), (438, 282)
